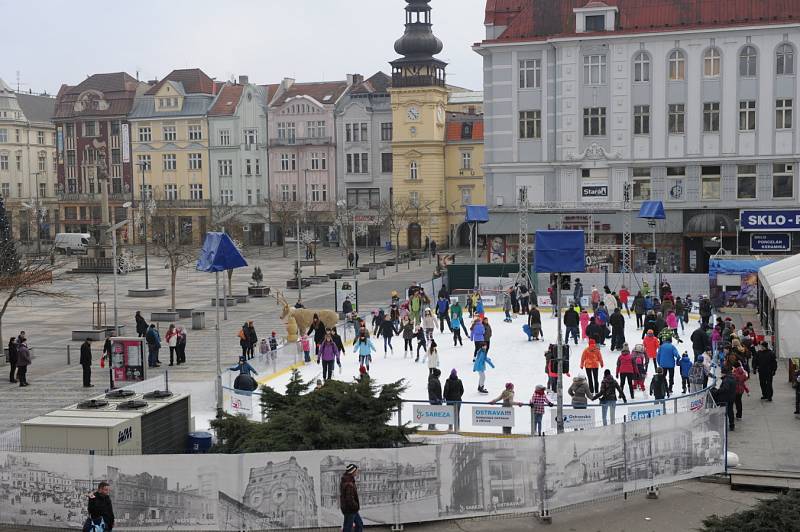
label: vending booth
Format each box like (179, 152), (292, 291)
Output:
(108, 337), (146, 387)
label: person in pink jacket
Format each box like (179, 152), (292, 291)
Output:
(666, 311), (680, 339)
(579, 309), (590, 341)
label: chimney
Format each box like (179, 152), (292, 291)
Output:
(281, 77), (295, 91)
(239, 75), (249, 85)
(347, 73), (364, 86)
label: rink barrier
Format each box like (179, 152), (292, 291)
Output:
(0, 407), (727, 529)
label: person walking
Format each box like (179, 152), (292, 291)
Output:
(691, 325), (711, 360)
(176, 326), (187, 365)
(135, 311), (148, 338)
(7, 337), (17, 383)
(15, 340), (30, 386)
(470, 317), (486, 359)
(753, 341), (777, 401)
(699, 296), (713, 327)
(482, 317), (493, 354)
(340, 464), (363, 532)
(473, 346), (494, 394)
(247, 321), (258, 359)
(425, 339), (439, 375)
(715, 367), (737, 431)
(308, 315), (327, 357)
(632, 292), (646, 329)
(87, 481), (115, 531)
(619, 285), (631, 316)
(353, 333), (376, 371)
(579, 309), (590, 342)
(422, 308), (437, 344)
(443, 369), (464, 431)
(165, 324), (178, 366)
(400, 318), (415, 356)
(591, 285), (601, 312)
(579, 339), (604, 395)
(688, 355), (708, 393)
(609, 308), (626, 351)
(615, 347), (638, 399)
(563, 306), (580, 345)
(573, 278), (584, 310)
(656, 336), (681, 393)
(643, 330), (660, 371)
(318, 333), (340, 382)
(678, 352), (693, 393)
(450, 314), (464, 347)
(594, 369), (627, 426)
(414, 326), (428, 362)
(450, 300), (469, 337)
(733, 362), (749, 420)
(427, 368), (443, 430)
(145, 324), (161, 368)
(568, 374), (592, 409)
(530, 385), (554, 435)
(650, 367), (669, 407)
(675, 297), (686, 332)
(238, 322), (250, 358)
(79, 338), (94, 388)
(490, 383), (520, 435)
(502, 291), (513, 322)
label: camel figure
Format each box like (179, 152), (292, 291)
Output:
(274, 291), (339, 342)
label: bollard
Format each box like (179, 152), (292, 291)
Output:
(66, 345), (71, 365)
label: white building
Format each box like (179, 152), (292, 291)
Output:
(477, 0), (800, 273)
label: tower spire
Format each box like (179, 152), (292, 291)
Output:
(390, 0), (447, 88)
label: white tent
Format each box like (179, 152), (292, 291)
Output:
(758, 253), (800, 359)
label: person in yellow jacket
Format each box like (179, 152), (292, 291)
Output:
(580, 338), (605, 395)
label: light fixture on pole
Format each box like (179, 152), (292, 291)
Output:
(719, 224), (725, 255)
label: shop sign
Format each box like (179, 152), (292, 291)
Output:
(581, 180), (609, 202)
(740, 209), (800, 232)
(472, 406), (515, 427)
(750, 233), (791, 252)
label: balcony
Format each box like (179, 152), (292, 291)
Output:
(156, 199), (211, 209)
(269, 136), (332, 147)
(58, 192), (132, 203)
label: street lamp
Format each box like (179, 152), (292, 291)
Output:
(719, 224), (725, 255)
(734, 218), (740, 255)
(107, 203), (132, 336)
(136, 161), (151, 289)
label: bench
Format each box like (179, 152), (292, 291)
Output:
(211, 298), (237, 307)
(128, 288), (166, 298)
(232, 294), (249, 304)
(168, 308), (194, 319)
(151, 311), (180, 323)
(248, 286), (271, 297)
(71, 330), (106, 342)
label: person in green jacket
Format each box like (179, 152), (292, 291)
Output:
(409, 293), (422, 327)
(450, 300), (469, 336)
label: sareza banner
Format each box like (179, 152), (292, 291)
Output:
(740, 209), (800, 232)
(413, 404), (455, 425)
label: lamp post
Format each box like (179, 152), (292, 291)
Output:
(136, 161), (151, 289)
(719, 224), (725, 255)
(33, 171), (43, 256)
(734, 218), (740, 255)
(296, 217), (302, 301)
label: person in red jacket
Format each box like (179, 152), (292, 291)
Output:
(580, 339), (604, 395)
(616, 346), (638, 398)
(619, 285), (631, 316)
(732, 362), (750, 420)
(643, 330), (660, 372)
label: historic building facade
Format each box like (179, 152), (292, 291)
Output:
(0, 79), (58, 243)
(478, 0), (800, 272)
(445, 106), (486, 248)
(240, 457), (318, 529)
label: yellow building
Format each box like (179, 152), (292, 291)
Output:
(128, 69), (218, 244)
(444, 107), (485, 248)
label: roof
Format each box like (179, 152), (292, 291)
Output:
(349, 72), (391, 96)
(16, 93), (56, 125)
(449, 91), (484, 105)
(145, 69), (217, 96)
(759, 253), (800, 307)
(484, 0), (800, 43)
(208, 84), (244, 116)
(271, 80), (350, 107)
(128, 94), (215, 119)
(446, 115), (484, 141)
(262, 83), (280, 105)
(53, 72), (143, 119)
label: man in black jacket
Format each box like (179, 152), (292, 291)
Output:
(563, 307), (580, 345)
(7, 337), (17, 383)
(609, 308), (626, 351)
(691, 325), (711, 359)
(715, 368), (737, 431)
(752, 341), (777, 401)
(80, 338), (93, 388)
(427, 368), (443, 430)
(641, 311), (658, 339)
(443, 369), (464, 431)
(87, 481), (115, 530)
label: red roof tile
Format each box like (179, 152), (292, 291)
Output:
(349, 72), (391, 95)
(145, 68), (217, 96)
(446, 116), (484, 142)
(263, 83), (280, 104)
(484, 0), (526, 25)
(486, 0), (800, 43)
(271, 80), (350, 107)
(208, 84), (244, 116)
(53, 72), (142, 119)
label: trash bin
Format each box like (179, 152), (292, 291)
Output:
(192, 311), (206, 330)
(187, 431), (213, 453)
(369, 266), (378, 280)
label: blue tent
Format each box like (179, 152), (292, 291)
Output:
(196, 232), (248, 272)
(534, 230), (585, 273)
(638, 200), (666, 220)
(465, 205), (489, 223)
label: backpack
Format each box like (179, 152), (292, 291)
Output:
(689, 363), (705, 384)
(83, 517), (105, 532)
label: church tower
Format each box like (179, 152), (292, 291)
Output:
(390, 0), (449, 250)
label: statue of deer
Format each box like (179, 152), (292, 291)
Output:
(274, 290), (339, 343)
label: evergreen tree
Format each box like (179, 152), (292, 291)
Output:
(702, 489), (800, 531)
(0, 197), (20, 276)
(212, 370), (414, 452)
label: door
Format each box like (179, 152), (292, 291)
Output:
(407, 223), (422, 249)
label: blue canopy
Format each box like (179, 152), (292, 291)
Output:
(638, 200), (666, 220)
(465, 205), (489, 223)
(534, 230), (585, 273)
(709, 258), (775, 276)
(196, 232), (248, 273)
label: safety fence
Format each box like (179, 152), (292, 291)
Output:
(0, 407), (726, 530)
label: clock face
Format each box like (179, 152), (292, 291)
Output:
(271, 484), (287, 505)
(407, 106), (420, 121)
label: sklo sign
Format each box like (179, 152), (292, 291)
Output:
(740, 210), (800, 232)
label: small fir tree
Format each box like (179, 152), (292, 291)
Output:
(251, 266), (263, 286)
(0, 197), (20, 276)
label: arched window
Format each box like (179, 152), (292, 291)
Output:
(703, 48), (721, 78)
(668, 50), (685, 81)
(409, 160), (418, 180)
(777, 43), (795, 75)
(739, 46), (758, 77)
(633, 52), (650, 82)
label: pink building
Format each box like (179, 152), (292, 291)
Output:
(267, 77), (352, 244)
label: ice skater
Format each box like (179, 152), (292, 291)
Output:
(415, 326), (427, 362)
(353, 332), (376, 371)
(473, 346), (494, 394)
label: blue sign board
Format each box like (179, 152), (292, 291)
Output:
(740, 209), (800, 232)
(750, 233), (791, 252)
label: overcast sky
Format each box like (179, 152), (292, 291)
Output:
(1, 0), (486, 95)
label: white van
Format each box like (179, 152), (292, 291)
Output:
(54, 233), (91, 255)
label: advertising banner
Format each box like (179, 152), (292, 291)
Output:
(550, 408), (596, 430)
(471, 406), (514, 427)
(108, 337), (146, 385)
(224, 389), (254, 416)
(628, 406), (664, 421)
(413, 404), (455, 425)
(581, 179), (609, 202)
(740, 209), (800, 232)
(750, 233), (791, 252)
(121, 123), (130, 163)
(334, 278), (358, 312)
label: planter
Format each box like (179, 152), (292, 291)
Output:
(210, 298), (237, 307)
(168, 308), (194, 319)
(150, 311), (180, 323)
(248, 286), (271, 298)
(232, 294), (249, 304)
(71, 330), (106, 342)
(286, 279), (312, 289)
(327, 272), (343, 280)
(128, 288), (166, 298)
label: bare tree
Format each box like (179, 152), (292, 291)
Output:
(381, 198), (414, 271)
(151, 207), (196, 312)
(265, 198), (301, 258)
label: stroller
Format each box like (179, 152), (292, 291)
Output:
(631, 344), (647, 392)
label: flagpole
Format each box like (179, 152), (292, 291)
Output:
(215, 271), (222, 416)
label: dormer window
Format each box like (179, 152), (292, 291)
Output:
(585, 15), (604, 32)
(574, 1), (617, 33)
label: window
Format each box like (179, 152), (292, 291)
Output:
(346, 123), (369, 142)
(280, 184), (290, 202)
(280, 153), (296, 171)
(218, 159), (233, 177)
(164, 184), (178, 201)
(460, 187), (472, 206)
(162, 126), (176, 141)
(777, 43), (795, 75)
(737, 165), (757, 199)
(310, 184), (323, 202)
(701, 166), (721, 200)
(739, 100), (757, 131)
(220, 189), (234, 204)
(65, 124), (74, 138)
(247, 189), (253, 205)
(585, 14), (605, 32)
(110, 121), (120, 136)
(346, 188), (381, 209)
(703, 102), (720, 132)
(256, 189), (262, 203)
(409, 191), (419, 207)
(0, 129), (6, 142)
(219, 129), (231, 146)
(137, 154), (151, 170)
(0, 183), (8, 197)
(189, 183), (203, 200)
(188, 125), (202, 141)
(583, 107), (607, 136)
(632, 168), (651, 201)
(277, 123), (295, 144)
(111, 148), (120, 165)
(255, 159), (261, 175)
(633, 52), (650, 82)
(519, 59), (541, 88)
(38, 154), (46, 172)
(307, 121), (326, 138)
(633, 105), (650, 135)
(0, 155), (7, 170)
(704, 48), (721, 77)
(138, 127), (151, 142)
(346, 153), (369, 174)
(310, 152), (327, 170)
(245, 159), (252, 175)
(668, 50), (686, 81)
(163, 154), (176, 171)
(380, 122), (393, 141)
(777, 99), (793, 129)
(519, 110), (542, 139)
(39, 182), (47, 198)
(16, 154), (22, 170)
(461, 151), (472, 170)
(410, 160), (418, 180)
(772, 162), (793, 199)
(381, 152), (393, 173)
(188, 153), (202, 170)
(668, 104), (685, 134)
(244, 129), (257, 145)
(139, 184), (153, 200)
(37, 131), (45, 145)
(583, 55), (607, 84)
(740, 46), (758, 77)
(83, 121), (97, 137)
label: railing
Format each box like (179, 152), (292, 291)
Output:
(269, 136), (332, 147)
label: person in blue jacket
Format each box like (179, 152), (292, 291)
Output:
(678, 351), (693, 394)
(229, 356), (259, 391)
(473, 346), (494, 394)
(656, 337), (681, 394)
(469, 318), (485, 359)
(353, 332), (376, 371)
(450, 314), (464, 347)
(475, 296), (485, 318)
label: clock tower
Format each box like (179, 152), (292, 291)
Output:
(390, 0), (449, 250)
